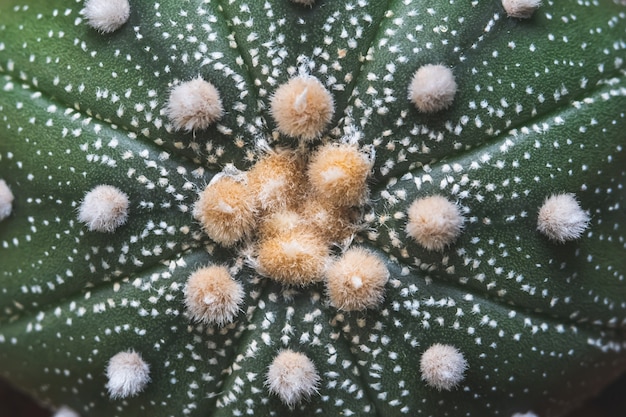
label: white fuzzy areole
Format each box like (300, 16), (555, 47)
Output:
(78, 184), (129, 233)
(420, 343), (467, 391)
(52, 406), (81, 417)
(0, 179), (14, 221)
(266, 350), (320, 408)
(502, 0), (542, 19)
(406, 195), (464, 251)
(105, 350), (151, 399)
(83, 0), (130, 33)
(408, 64), (457, 113)
(537, 193), (589, 243)
(165, 77), (224, 132)
(511, 413), (539, 417)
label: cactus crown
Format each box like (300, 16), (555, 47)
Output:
(0, 1), (626, 417)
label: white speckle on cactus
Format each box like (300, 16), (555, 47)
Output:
(307, 143), (373, 207)
(420, 343), (468, 391)
(105, 350), (151, 399)
(270, 75), (335, 140)
(52, 405), (81, 417)
(77, 184), (129, 233)
(325, 247), (389, 311)
(0, 179), (14, 221)
(408, 64), (457, 113)
(502, 0), (542, 19)
(82, 0), (130, 33)
(266, 350), (320, 408)
(165, 77), (224, 132)
(511, 412), (539, 417)
(183, 265), (244, 326)
(406, 195), (464, 251)
(537, 193), (590, 243)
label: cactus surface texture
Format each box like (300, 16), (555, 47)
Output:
(1, 1), (626, 416)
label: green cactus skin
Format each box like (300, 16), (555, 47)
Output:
(0, 0), (625, 416)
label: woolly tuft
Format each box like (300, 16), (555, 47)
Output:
(184, 265), (244, 326)
(270, 75), (334, 141)
(537, 193), (590, 243)
(77, 184), (129, 233)
(52, 406), (81, 417)
(105, 350), (151, 399)
(247, 149), (306, 214)
(82, 0), (130, 33)
(165, 77), (224, 132)
(408, 64), (457, 113)
(406, 195), (464, 251)
(193, 170), (257, 247)
(420, 343), (468, 391)
(502, 0), (542, 19)
(325, 247), (389, 311)
(266, 350), (320, 408)
(0, 179), (14, 221)
(307, 143), (372, 207)
(256, 230), (329, 286)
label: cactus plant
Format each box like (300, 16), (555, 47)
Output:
(1, 0), (626, 416)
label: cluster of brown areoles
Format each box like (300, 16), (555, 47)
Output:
(190, 94), (389, 309)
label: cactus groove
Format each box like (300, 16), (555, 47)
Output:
(0, 1), (625, 417)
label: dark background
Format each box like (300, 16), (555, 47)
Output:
(1, 373), (625, 417)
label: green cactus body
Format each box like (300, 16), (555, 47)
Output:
(0, 0), (625, 416)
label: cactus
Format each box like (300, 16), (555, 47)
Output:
(0, 0), (625, 416)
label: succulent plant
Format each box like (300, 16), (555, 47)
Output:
(1, 0), (626, 416)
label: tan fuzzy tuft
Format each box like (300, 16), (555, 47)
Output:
(537, 193), (589, 243)
(406, 195), (464, 251)
(307, 143), (372, 207)
(270, 76), (334, 141)
(258, 210), (306, 240)
(0, 179), (14, 221)
(502, 0), (541, 19)
(325, 247), (389, 311)
(247, 149), (306, 214)
(408, 64), (457, 113)
(165, 77), (224, 132)
(420, 343), (467, 391)
(298, 198), (358, 243)
(193, 172), (257, 247)
(266, 350), (320, 408)
(105, 350), (150, 399)
(78, 184), (129, 233)
(184, 265), (244, 326)
(256, 230), (329, 286)
(83, 0), (130, 33)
